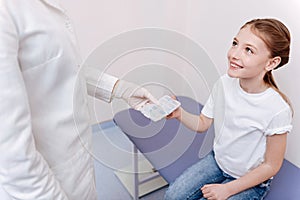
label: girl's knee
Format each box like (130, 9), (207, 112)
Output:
(164, 189), (176, 200)
(164, 185), (186, 200)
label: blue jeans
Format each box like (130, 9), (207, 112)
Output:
(164, 151), (271, 200)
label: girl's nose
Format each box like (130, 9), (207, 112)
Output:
(230, 48), (242, 60)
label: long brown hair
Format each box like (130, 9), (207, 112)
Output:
(241, 18), (293, 114)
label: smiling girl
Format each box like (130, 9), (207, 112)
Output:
(164, 18), (293, 200)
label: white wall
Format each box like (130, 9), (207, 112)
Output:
(61, 0), (300, 167)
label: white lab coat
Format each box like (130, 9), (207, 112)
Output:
(0, 0), (117, 199)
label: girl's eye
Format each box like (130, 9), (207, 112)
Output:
(246, 47), (254, 54)
(232, 41), (238, 46)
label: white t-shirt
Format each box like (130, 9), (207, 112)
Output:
(201, 74), (293, 178)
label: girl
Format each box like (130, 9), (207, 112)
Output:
(164, 18), (293, 200)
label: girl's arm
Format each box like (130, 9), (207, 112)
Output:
(204, 133), (287, 199)
(167, 106), (213, 133)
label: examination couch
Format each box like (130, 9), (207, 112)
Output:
(113, 96), (300, 200)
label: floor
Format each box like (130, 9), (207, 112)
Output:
(92, 121), (167, 200)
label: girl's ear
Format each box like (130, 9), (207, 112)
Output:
(266, 56), (281, 71)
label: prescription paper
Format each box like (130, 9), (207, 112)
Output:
(140, 95), (181, 122)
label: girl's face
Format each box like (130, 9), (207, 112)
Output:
(227, 25), (273, 81)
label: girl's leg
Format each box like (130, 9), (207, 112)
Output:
(164, 151), (225, 200)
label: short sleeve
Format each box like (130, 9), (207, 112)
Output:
(201, 93), (214, 118)
(201, 76), (223, 119)
(264, 107), (293, 136)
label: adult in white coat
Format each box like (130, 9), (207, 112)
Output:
(0, 0), (157, 199)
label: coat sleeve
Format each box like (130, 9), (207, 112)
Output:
(0, 3), (68, 199)
(85, 66), (118, 103)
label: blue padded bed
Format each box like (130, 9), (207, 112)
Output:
(113, 96), (300, 199)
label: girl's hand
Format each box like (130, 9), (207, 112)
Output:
(166, 106), (182, 119)
(201, 184), (231, 200)
(165, 96), (182, 120)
